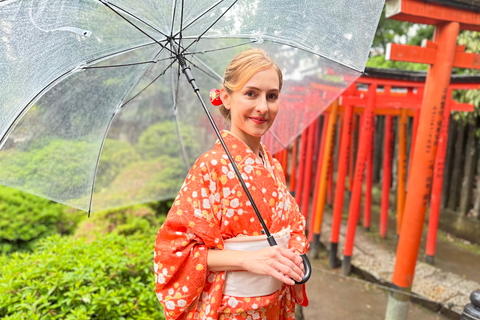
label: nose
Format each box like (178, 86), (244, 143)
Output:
(256, 95), (268, 114)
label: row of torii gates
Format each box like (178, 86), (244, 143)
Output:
(265, 0), (480, 318)
(267, 67), (477, 271)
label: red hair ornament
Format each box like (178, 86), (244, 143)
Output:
(210, 88), (222, 106)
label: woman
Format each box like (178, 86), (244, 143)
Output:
(154, 48), (309, 320)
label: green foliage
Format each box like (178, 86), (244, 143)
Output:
(74, 204), (166, 241)
(369, 6), (434, 70)
(452, 31), (480, 128)
(0, 233), (165, 320)
(0, 139), (95, 200)
(372, 7), (413, 54)
(366, 55), (429, 71)
(136, 121), (199, 162)
(0, 185), (84, 254)
(95, 139), (141, 190)
(93, 155), (186, 210)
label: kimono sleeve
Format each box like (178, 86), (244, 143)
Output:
(154, 159), (224, 319)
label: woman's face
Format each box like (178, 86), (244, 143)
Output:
(221, 67), (280, 144)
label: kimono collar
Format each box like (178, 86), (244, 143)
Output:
(216, 130), (274, 170)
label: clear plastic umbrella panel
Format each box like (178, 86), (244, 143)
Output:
(0, 0), (383, 213)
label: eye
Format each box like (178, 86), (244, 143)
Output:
(245, 91), (255, 97)
(267, 93), (278, 100)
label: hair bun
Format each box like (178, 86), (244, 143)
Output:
(210, 88), (222, 106)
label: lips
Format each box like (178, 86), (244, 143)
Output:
(249, 117), (267, 125)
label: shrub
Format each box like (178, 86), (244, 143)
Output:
(74, 204), (166, 241)
(0, 232), (165, 320)
(0, 185), (85, 254)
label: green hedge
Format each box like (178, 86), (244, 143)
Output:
(74, 204), (166, 241)
(0, 185), (85, 254)
(0, 232), (165, 320)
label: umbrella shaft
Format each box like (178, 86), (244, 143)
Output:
(174, 47), (275, 242)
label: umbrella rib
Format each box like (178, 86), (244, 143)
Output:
(180, 0), (239, 55)
(102, 1), (170, 39)
(179, 0), (185, 46)
(119, 58), (178, 109)
(84, 56), (175, 69)
(99, 1), (174, 55)
(267, 129), (287, 149)
(184, 56), (222, 82)
(88, 46), (170, 214)
(184, 40), (257, 57)
(0, 41), (162, 149)
(182, 35), (364, 73)
(172, 0), (225, 38)
(83, 42), (159, 67)
(171, 64), (191, 172)
(170, 0), (177, 37)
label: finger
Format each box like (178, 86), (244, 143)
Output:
(280, 256), (304, 279)
(270, 248), (304, 277)
(269, 266), (296, 285)
(281, 253), (305, 277)
(272, 261), (303, 283)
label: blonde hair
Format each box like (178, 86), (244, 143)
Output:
(220, 48), (283, 121)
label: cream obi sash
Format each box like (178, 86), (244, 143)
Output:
(222, 228), (290, 297)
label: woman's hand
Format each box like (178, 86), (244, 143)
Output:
(241, 247), (305, 285)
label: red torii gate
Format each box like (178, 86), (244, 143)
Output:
(384, 0), (480, 318)
(313, 69), (476, 270)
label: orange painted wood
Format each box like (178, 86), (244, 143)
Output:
(348, 114), (357, 192)
(426, 90), (452, 258)
(289, 138), (297, 192)
(392, 21), (459, 289)
(387, 43), (436, 65)
(294, 119), (308, 206)
(387, 0), (480, 31)
(343, 84), (377, 257)
(313, 101), (339, 235)
(301, 117), (317, 220)
(388, 42), (480, 69)
(331, 105), (354, 244)
(309, 115), (328, 242)
(380, 115), (394, 239)
(397, 108), (408, 236)
(363, 115), (375, 230)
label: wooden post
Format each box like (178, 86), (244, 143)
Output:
(329, 105), (353, 267)
(301, 117), (317, 220)
(408, 108), (420, 182)
(311, 101), (339, 258)
(425, 91), (452, 265)
(397, 109), (408, 237)
(289, 138), (297, 193)
(363, 115), (375, 231)
(387, 22), (459, 320)
(380, 115), (394, 239)
(348, 114), (358, 193)
(341, 84), (376, 275)
(309, 115), (328, 242)
(295, 117), (309, 204)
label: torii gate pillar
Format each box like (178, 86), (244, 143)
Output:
(385, 21), (460, 320)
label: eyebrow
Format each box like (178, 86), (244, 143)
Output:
(244, 86), (280, 91)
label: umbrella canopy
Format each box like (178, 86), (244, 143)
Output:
(0, 0), (383, 212)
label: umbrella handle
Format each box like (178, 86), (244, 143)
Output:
(295, 254), (312, 285)
(267, 236), (311, 284)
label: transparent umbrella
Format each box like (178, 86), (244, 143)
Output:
(0, 0), (383, 215)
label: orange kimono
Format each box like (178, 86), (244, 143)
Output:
(154, 131), (309, 319)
